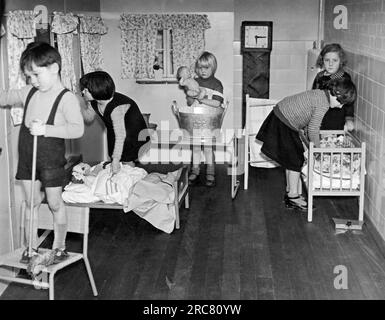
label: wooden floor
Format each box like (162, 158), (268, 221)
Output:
(2, 165), (385, 300)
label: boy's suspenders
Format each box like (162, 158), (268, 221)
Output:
(23, 87), (69, 125)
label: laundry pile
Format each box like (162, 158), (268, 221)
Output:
(62, 162), (180, 233)
(62, 162), (147, 204)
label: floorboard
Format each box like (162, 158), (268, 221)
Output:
(2, 165), (385, 300)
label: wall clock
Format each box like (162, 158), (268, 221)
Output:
(241, 21), (273, 127)
(241, 21), (272, 52)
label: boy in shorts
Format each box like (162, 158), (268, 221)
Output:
(0, 42), (84, 263)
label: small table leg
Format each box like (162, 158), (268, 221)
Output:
(231, 136), (240, 199)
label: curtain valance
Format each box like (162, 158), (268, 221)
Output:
(119, 14), (210, 31)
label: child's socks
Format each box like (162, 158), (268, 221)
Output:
(53, 223), (67, 250)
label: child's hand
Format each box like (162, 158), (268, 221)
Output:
(30, 119), (46, 136)
(111, 159), (121, 175)
(344, 120), (354, 132)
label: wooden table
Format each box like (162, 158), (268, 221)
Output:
(144, 130), (240, 199)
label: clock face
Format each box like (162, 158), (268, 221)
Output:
(245, 26), (269, 49)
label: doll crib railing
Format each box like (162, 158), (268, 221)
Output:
(305, 130), (366, 225)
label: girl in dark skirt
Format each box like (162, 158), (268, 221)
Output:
(256, 78), (357, 210)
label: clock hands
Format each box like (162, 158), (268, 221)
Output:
(255, 34), (267, 46)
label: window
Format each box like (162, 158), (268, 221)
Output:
(120, 13), (210, 82)
(153, 29), (174, 81)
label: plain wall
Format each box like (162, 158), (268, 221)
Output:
(101, 0), (233, 13)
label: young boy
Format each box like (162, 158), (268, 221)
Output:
(256, 78), (357, 210)
(0, 42), (84, 263)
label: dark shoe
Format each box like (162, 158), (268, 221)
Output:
(205, 174), (215, 187)
(285, 196), (308, 211)
(20, 248), (39, 264)
(188, 172), (199, 186)
(283, 192), (306, 202)
(52, 248), (69, 264)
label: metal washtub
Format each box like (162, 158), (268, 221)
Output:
(171, 102), (228, 138)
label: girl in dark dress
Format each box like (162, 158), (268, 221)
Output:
(79, 71), (149, 175)
(312, 43), (355, 131)
(257, 78), (356, 210)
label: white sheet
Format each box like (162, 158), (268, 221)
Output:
(62, 162), (180, 234)
(124, 170), (180, 234)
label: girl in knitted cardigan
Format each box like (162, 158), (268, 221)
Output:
(257, 78), (356, 211)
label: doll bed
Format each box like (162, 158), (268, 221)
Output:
(302, 131), (366, 223)
(5, 162), (189, 300)
(38, 161), (190, 236)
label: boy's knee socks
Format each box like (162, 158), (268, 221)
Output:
(206, 164), (215, 176)
(53, 223), (67, 250)
(25, 217), (38, 249)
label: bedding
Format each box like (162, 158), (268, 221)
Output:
(62, 162), (183, 233)
(303, 134), (363, 190)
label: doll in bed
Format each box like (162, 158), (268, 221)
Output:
(71, 162), (105, 185)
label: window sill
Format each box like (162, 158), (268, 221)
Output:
(136, 79), (178, 84)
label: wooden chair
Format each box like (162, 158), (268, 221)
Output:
(243, 94), (279, 189)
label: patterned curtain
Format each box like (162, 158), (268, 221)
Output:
(51, 12), (78, 92)
(78, 15), (108, 74)
(119, 14), (210, 80)
(6, 10), (36, 125)
(6, 10), (36, 89)
(172, 27), (207, 76)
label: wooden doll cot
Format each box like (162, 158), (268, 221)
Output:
(303, 130), (366, 224)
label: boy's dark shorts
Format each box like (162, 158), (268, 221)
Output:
(16, 164), (65, 188)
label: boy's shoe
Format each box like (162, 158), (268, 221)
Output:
(52, 248), (69, 264)
(205, 174), (216, 187)
(285, 196), (308, 211)
(20, 248), (39, 264)
(188, 172), (199, 186)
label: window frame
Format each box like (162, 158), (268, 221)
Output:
(136, 28), (177, 84)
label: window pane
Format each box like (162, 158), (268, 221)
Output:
(168, 49), (174, 76)
(156, 30), (163, 49)
(154, 50), (164, 71)
(168, 30), (174, 76)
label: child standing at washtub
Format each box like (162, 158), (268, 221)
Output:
(312, 43), (355, 131)
(256, 78), (356, 210)
(183, 51), (224, 187)
(0, 42), (84, 263)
